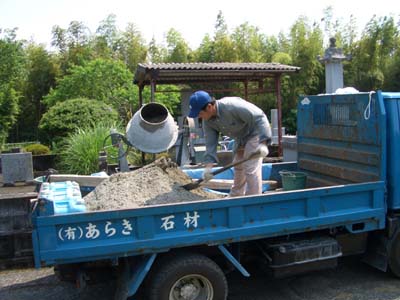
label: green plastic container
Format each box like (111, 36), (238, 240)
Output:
(279, 171), (307, 191)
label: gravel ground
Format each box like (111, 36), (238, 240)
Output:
(1, 257), (400, 300)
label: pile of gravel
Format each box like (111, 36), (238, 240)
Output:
(84, 158), (220, 211)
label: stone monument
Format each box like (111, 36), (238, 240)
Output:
(318, 37), (351, 93)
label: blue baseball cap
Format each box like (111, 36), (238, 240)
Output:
(188, 91), (211, 118)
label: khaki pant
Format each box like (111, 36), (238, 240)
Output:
(229, 136), (263, 197)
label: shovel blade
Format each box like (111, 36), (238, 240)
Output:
(182, 182), (200, 191)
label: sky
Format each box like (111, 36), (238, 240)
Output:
(1, 0), (399, 50)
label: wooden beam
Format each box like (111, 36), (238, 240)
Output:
(49, 174), (108, 187)
(200, 179), (278, 191)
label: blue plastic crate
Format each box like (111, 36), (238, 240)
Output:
(38, 181), (86, 214)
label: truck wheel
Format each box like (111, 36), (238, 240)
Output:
(389, 232), (400, 277)
(147, 253), (228, 300)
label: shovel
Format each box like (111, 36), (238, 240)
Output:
(182, 149), (265, 191)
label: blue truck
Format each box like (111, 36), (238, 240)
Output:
(31, 91), (400, 300)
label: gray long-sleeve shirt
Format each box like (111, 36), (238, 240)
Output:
(203, 97), (272, 164)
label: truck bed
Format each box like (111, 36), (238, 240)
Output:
(32, 180), (385, 267)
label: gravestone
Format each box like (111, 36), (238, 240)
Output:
(1, 152), (34, 186)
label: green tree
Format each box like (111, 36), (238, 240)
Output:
(232, 22), (264, 62)
(194, 34), (214, 62)
(95, 14), (119, 51)
(51, 25), (67, 53)
(351, 16), (399, 90)
(379, 17), (399, 90)
(164, 28), (191, 63)
(0, 87), (20, 145)
(0, 28), (25, 144)
(341, 14), (358, 50)
(384, 44), (400, 90)
(51, 21), (93, 74)
(260, 35), (280, 62)
(67, 21), (90, 46)
(213, 11), (237, 62)
(39, 98), (119, 145)
(339, 14), (359, 87)
(321, 6), (335, 40)
(43, 58), (137, 121)
(288, 16), (324, 96)
(148, 37), (166, 63)
(11, 43), (58, 141)
(277, 31), (291, 54)
(92, 14), (119, 59)
(119, 23), (148, 72)
(272, 52), (292, 65)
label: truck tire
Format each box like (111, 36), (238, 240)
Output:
(147, 253), (228, 300)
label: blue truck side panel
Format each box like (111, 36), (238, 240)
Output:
(382, 92), (400, 209)
(297, 92), (386, 187)
(32, 181), (386, 266)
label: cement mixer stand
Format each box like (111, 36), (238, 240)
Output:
(102, 130), (131, 173)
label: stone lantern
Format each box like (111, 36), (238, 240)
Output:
(318, 37), (352, 93)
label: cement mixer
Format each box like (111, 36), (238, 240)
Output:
(103, 102), (178, 164)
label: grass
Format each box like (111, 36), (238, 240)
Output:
(58, 121), (122, 174)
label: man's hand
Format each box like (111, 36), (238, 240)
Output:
(202, 166), (214, 181)
(257, 144), (269, 158)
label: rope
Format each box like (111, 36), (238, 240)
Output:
(364, 91), (375, 120)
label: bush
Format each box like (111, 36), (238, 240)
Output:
(58, 121), (123, 174)
(38, 98), (119, 145)
(23, 143), (51, 155)
(1, 141), (38, 153)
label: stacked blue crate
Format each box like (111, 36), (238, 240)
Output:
(38, 181), (86, 214)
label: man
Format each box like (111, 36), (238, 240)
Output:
(188, 90), (272, 196)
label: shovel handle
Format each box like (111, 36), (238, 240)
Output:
(182, 149), (262, 190)
(210, 149), (261, 176)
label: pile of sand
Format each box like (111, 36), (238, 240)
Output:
(84, 158), (220, 211)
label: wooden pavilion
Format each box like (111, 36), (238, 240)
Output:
(133, 62), (301, 155)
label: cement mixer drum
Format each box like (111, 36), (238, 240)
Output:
(126, 103), (178, 153)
